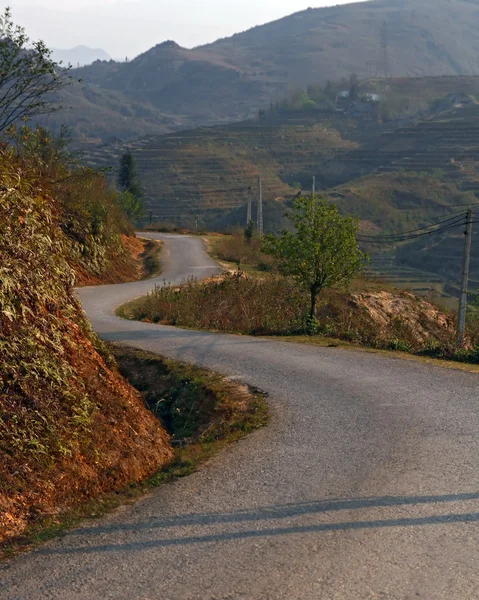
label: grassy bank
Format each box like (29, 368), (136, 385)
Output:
(137, 239), (163, 280)
(1, 345), (268, 557)
(121, 271), (479, 365)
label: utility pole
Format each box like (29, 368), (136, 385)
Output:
(247, 193), (252, 226)
(257, 175), (264, 235)
(312, 175), (316, 197)
(456, 209), (474, 348)
(380, 20), (390, 79)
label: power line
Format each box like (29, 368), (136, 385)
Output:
(357, 218), (468, 245)
(357, 212), (468, 241)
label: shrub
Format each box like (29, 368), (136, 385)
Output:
(214, 234), (274, 270)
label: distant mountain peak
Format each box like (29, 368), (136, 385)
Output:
(155, 40), (182, 50)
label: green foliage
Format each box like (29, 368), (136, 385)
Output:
(11, 125), (132, 277)
(387, 338), (411, 352)
(262, 196), (368, 326)
(117, 151), (145, 223)
(117, 190), (145, 223)
(0, 8), (73, 133)
(117, 150), (144, 209)
(281, 89), (317, 112)
(244, 220), (254, 244)
(118, 151), (142, 196)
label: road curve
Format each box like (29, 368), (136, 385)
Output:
(2, 234), (479, 599)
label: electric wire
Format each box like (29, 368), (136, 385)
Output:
(357, 212), (469, 241)
(357, 219), (469, 245)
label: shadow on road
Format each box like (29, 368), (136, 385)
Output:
(38, 493), (479, 555)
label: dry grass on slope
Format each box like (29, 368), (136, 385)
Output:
(0, 155), (172, 545)
(123, 272), (459, 356)
(74, 237), (163, 287)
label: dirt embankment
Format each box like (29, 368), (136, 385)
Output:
(74, 236), (162, 287)
(0, 158), (171, 545)
(347, 291), (454, 347)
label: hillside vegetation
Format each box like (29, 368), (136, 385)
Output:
(86, 107), (477, 234)
(127, 272), (461, 357)
(0, 140), (173, 544)
(39, 81), (183, 144)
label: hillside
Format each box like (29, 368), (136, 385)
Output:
(83, 103), (478, 230)
(0, 143), (172, 543)
(84, 120), (357, 227)
(73, 0), (479, 126)
(38, 81), (183, 143)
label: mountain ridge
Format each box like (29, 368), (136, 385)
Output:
(70, 0), (479, 130)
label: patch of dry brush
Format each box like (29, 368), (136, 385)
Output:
(0, 151), (172, 544)
(130, 272), (461, 355)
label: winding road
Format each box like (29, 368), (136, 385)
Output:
(2, 234), (479, 599)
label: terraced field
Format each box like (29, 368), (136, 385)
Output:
(82, 101), (479, 297)
(337, 104), (479, 192)
(367, 254), (460, 310)
(85, 122), (356, 227)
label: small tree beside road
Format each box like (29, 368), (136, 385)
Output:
(117, 150), (145, 222)
(262, 195), (368, 331)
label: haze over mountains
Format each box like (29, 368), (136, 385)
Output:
(43, 0), (479, 141)
(51, 45), (110, 67)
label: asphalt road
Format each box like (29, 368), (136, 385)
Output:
(2, 234), (479, 599)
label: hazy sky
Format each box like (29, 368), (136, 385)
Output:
(7, 0), (364, 58)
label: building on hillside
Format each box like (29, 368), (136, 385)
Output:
(364, 93), (382, 103)
(348, 101), (375, 117)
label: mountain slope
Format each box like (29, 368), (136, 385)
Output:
(76, 0), (479, 124)
(38, 81), (183, 143)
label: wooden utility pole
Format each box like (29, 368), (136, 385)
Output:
(312, 175), (316, 197)
(257, 175), (264, 235)
(456, 209), (474, 348)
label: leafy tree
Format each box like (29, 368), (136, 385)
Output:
(244, 220), (254, 244)
(263, 196), (368, 330)
(0, 8), (73, 133)
(116, 190), (145, 223)
(117, 150), (145, 221)
(323, 80), (335, 101)
(118, 150), (143, 197)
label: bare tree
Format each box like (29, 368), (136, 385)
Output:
(0, 7), (74, 133)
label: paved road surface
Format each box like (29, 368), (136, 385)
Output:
(2, 234), (479, 599)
